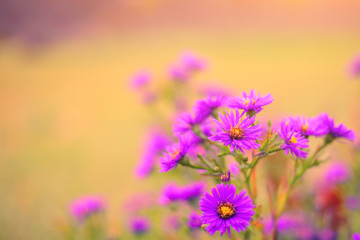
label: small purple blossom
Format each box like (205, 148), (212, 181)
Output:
(325, 161), (350, 184)
(193, 94), (227, 122)
(287, 115), (327, 137)
(129, 217), (151, 235)
(173, 112), (198, 137)
(168, 65), (189, 82)
(278, 120), (309, 159)
(209, 110), (262, 154)
(135, 129), (170, 178)
(159, 135), (196, 172)
(181, 51), (206, 72)
(353, 233), (360, 240)
(188, 212), (202, 229)
(70, 196), (105, 222)
(227, 89), (273, 114)
(319, 113), (355, 141)
(160, 182), (205, 204)
(219, 171), (231, 183)
(199, 183), (255, 237)
(129, 70), (151, 90)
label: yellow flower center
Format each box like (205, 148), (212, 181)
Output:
(217, 202), (235, 219)
(301, 123), (309, 132)
(289, 136), (297, 144)
(169, 148), (180, 159)
(244, 98), (256, 106)
(229, 126), (245, 140)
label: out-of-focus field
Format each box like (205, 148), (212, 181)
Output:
(1, 30), (360, 239)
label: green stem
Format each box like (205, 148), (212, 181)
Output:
(197, 154), (212, 169)
(290, 141), (330, 188)
(179, 158), (208, 170)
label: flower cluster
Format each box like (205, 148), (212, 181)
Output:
(63, 51), (358, 240)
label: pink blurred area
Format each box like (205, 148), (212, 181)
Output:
(1, 0), (360, 45)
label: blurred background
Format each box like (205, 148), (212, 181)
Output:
(1, 0), (360, 239)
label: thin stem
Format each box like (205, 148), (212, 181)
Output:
(197, 154), (212, 169)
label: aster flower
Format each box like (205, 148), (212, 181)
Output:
(200, 119), (215, 137)
(160, 182), (205, 204)
(227, 89), (273, 114)
(168, 65), (189, 82)
(129, 70), (151, 90)
(70, 196), (105, 222)
(181, 51), (206, 72)
(287, 115), (327, 137)
(159, 134), (196, 172)
(129, 217), (151, 235)
(173, 112), (198, 137)
(193, 94), (227, 122)
(209, 110), (262, 153)
(199, 183), (255, 237)
(278, 120), (309, 159)
(325, 161), (350, 184)
(188, 212), (202, 229)
(219, 171), (231, 183)
(319, 113), (355, 141)
(135, 129), (170, 178)
(353, 234), (360, 240)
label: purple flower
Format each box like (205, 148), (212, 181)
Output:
(168, 65), (189, 82)
(129, 217), (151, 235)
(348, 53), (360, 78)
(219, 171), (231, 183)
(278, 120), (309, 159)
(325, 161), (350, 184)
(287, 115), (327, 137)
(353, 233), (360, 240)
(70, 196), (105, 222)
(181, 51), (206, 72)
(173, 112), (197, 137)
(227, 89), (273, 114)
(135, 129), (170, 178)
(209, 110), (262, 153)
(160, 182), (205, 204)
(319, 113), (355, 141)
(188, 212), (202, 229)
(199, 183), (255, 237)
(129, 70), (151, 90)
(159, 135), (195, 172)
(193, 94), (227, 122)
